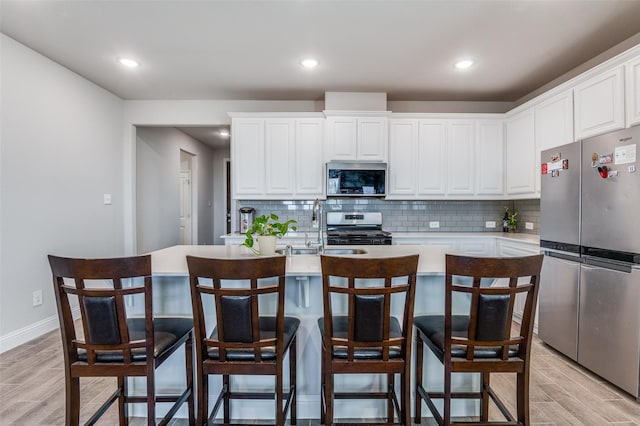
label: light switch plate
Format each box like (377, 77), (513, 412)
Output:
(525, 222), (534, 230)
(429, 221), (440, 229)
(103, 193), (112, 205)
(485, 221), (496, 228)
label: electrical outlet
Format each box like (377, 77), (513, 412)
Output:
(525, 222), (534, 230)
(429, 221), (440, 229)
(485, 221), (496, 228)
(103, 193), (112, 205)
(32, 290), (43, 307)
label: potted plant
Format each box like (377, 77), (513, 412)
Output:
(506, 209), (518, 232)
(241, 214), (297, 255)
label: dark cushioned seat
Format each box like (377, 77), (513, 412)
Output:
(413, 315), (518, 362)
(208, 316), (300, 360)
(77, 317), (194, 362)
(318, 316), (402, 359)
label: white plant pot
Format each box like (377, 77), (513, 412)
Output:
(256, 235), (277, 256)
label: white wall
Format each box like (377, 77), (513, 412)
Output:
(136, 127), (215, 253)
(0, 35), (125, 350)
(212, 146), (231, 244)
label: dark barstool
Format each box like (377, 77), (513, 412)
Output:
(48, 254), (194, 426)
(186, 255), (298, 425)
(414, 254), (544, 426)
(319, 254), (419, 426)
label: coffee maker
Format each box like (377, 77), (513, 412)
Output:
(239, 207), (255, 233)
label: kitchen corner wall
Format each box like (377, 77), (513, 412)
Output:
(237, 199), (540, 235)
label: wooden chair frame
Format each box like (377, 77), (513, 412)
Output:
(414, 254), (544, 426)
(48, 254), (194, 426)
(187, 255), (296, 426)
(320, 254), (419, 426)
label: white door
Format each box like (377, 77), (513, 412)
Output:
(179, 170), (192, 245)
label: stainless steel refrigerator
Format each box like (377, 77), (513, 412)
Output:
(539, 126), (640, 397)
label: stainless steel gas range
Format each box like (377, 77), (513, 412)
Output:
(326, 212), (392, 245)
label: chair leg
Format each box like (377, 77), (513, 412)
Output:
(481, 372), (490, 422)
(290, 336), (297, 425)
(443, 363), (451, 426)
(147, 369), (156, 426)
(517, 370), (530, 425)
(324, 353), (333, 426)
(276, 353), (284, 426)
(320, 346), (325, 424)
(118, 376), (128, 426)
(185, 336), (195, 425)
(414, 335), (423, 424)
(402, 363), (411, 426)
(66, 375), (80, 426)
(223, 374), (230, 424)
(387, 373), (395, 423)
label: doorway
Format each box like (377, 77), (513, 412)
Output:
(180, 150), (195, 245)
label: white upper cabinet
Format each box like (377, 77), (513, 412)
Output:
(446, 120), (475, 195)
(475, 119), (504, 195)
(417, 120), (447, 195)
(574, 66), (625, 139)
(325, 114), (388, 161)
(295, 118), (325, 195)
(264, 119), (294, 195)
(534, 90), (574, 194)
(506, 108), (536, 195)
(231, 114), (324, 199)
(232, 118), (265, 197)
(388, 119), (417, 196)
(627, 56), (640, 127)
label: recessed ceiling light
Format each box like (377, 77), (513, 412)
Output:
(454, 59), (474, 70)
(300, 58), (319, 69)
(117, 57), (140, 68)
(219, 129), (230, 137)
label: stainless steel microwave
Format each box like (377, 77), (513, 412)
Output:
(326, 161), (387, 197)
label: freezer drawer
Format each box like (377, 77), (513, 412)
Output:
(578, 264), (640, 397)
(538, 254), (579, 361)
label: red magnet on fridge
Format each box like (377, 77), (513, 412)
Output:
(597, 166), (608, 179)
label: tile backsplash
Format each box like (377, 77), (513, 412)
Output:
(237, 199), (540, 235)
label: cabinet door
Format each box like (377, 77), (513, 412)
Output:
(357, 117), (388, 161)
(535, 91), (574, 194)
(388, 120), (417, 196)
(326, 116), (357, 160)
(232, 118), (265, 197)
(295, 118), (324, 196)
(264, 119), (294, 195)
(475, 119), (504, 195)
(446, 120), (475, 195)
(626, 56), (640, 127)
(506, 109), (536, 195)
(417, 120), (446, 195)
(574, 66), (625, 139)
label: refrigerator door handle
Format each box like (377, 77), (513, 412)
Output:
(544, 250), (583, 263)
(583, 256), (633, 273)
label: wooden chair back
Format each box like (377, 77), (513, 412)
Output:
(48, 255), (154, 367)
(445, 254), (544, 363)
(186, 255), (287, 362)
(320, 254), (419, 362)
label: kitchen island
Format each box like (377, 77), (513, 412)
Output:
(144, 240), (539, 421)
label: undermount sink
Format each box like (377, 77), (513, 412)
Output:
(323, 248), (368, 255)
(275, 247), (368, 256)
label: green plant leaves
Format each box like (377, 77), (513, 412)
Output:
(240, 214), (297, 249)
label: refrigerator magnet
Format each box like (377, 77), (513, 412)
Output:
(541, 163), (548, 175)
(562, 159), (569, 170)
(599, 153), (613, 164)
(591, 153), (598, 167)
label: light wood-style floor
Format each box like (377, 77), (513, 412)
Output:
(1, 327), (639, 425)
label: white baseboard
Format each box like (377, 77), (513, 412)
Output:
(0, 307), (79, 354)
(0, 314), (59, 353)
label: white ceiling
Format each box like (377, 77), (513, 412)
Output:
(2, 0), (640, 147)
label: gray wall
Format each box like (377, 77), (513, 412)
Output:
(0, 35), (125, 342)
(237, 199), (540, 235)
(136, 127), (215, 253)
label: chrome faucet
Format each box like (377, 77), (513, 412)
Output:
(307, 199), (324, 253)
